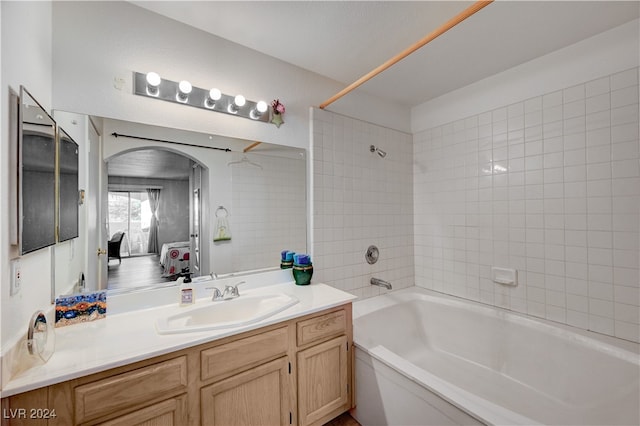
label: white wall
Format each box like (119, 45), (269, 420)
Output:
(311, 109), (414, 298)
(0, 1), (53, 388)
(412, 20), (640, 342)
(51, 1), (411, 147)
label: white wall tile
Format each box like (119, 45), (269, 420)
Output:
(563, 99), (585, 119)
(413, 67), (639, 343)
(611, 86), (638, 108)
(612, 160), (640, 178)
(313, 110), (414, 297)
(611, 104), (639, 127)
(611, 68), (639, 91)
(564, 133), (586, 151)
(611, 123), (639, 143)
(585, 77), (610, 97)
(586, 93), (610, 114)
(615, 321), (640, 342)
(611, 141), (639, 161)
(543, 91), (563, 108)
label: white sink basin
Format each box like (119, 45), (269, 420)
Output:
(156, 294), (299, 334)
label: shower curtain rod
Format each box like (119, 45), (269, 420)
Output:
(111, 132), (231, 152)
(243, 141), (262, 152)
(319, 0), (494, 109)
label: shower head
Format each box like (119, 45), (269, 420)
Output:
(370, 145), (387, 158)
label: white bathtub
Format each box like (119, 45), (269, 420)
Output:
(352, 287), (640, 426)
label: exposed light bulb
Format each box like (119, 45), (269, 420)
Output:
(146, 72), (161, 86)
(251, 100), (268, 119)
(234, 95), (246, 107)
(228, 94), (246, 113)
(210, 88), (221, 100)
(176, 80), (192, 102)
(178, 80), (192, 94)
(146, 72), (161, 96)
(205, 88), (222, 109)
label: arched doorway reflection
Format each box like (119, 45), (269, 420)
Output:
(105, 148), (205, 290)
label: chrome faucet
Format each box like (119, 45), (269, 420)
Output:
(206, 281), (246, 301)
(370, 277), (392, 290)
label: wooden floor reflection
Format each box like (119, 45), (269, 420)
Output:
(107, 254), (172, 290)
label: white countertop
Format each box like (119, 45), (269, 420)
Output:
(1, 279), (356, 398)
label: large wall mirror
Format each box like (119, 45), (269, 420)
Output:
(54, 114), (307, 296)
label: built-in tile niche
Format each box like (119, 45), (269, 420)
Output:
(414, 67), (639, 343)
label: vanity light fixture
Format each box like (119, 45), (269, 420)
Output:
(133, 72), (271, 123)
(145, 72), (161, 96)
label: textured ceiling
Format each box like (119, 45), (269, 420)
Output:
(132, 1), (640, 107)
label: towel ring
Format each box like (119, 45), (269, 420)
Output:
(215, 206), (229, 218)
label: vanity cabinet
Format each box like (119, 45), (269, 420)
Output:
(1, 304), (352, 426)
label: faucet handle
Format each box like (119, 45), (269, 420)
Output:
(206, 286), (223, 301)
(232, 281), (246, 295)
(223, 281), (246, 299)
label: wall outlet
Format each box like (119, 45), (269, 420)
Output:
(10, 259), (21, 296)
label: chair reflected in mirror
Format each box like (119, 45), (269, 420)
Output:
(108, 231), (125, 265)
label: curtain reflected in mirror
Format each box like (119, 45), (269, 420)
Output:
(147, 189), (160, 254)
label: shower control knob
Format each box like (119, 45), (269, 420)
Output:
(365, 245), (379, 264)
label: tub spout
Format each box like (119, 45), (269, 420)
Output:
(371, 277), (392, 290)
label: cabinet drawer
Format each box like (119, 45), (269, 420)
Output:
(98, 394), (187, 426)
(201, 326), (288, 382)
(297, 309), (346, 347)
(74, 356), (187, 424)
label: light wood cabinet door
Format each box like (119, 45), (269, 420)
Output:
(97, 395), (187, 426)
(201, 357), (290, 426)
(297, 335), (349, 426)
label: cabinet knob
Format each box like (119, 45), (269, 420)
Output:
(97, 248), (107, 256)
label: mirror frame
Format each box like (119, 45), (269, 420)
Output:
(19, 86), (57, 255)
(57, 126), (80, 243)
